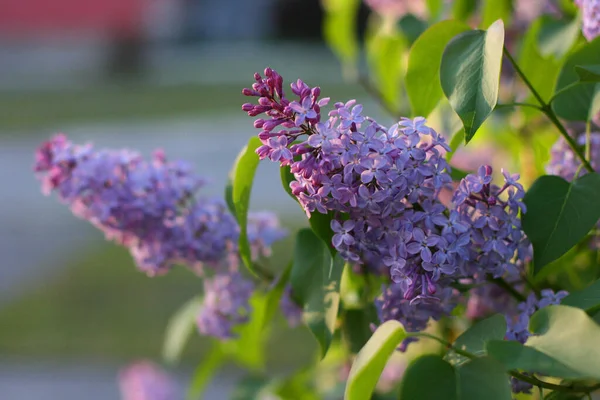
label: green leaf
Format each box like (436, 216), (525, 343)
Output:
(400, 355), (457, 400)
(406, 20), (470, 118)
(426, 0), (444, 20)
(397, 14), (427, 46)
(162, 296), (203, 365)
(291, 229), (345, 357)
(552, 36), (600, 120)
(280, 165), (336, 254)
(344, 320), (406, 400)
(456, 357), (512, 400)
(232, 137), (262, 277)
(446, 314), (506, 366)
(526, 305), (600, 380)
(537, 15), (581, 60)
(186, 346), (224, 400)
(342, 306), (379, 354)
(575, 65), (600, 82)
(522, 173), (600, 273)
(519, 18), (562, 103)
(562, 278), (600, 314)
(447, 129), (465, 161)
(440, 20), (505, 143)
(450, 167), (469, 182)
(366, 21), (406, 110)
(322, 0), (360, 79)
(486, 340), (590, 380)
(264, 262), (292, 326)
(451, 0), (477, 22)
(480, 0), (513, 28)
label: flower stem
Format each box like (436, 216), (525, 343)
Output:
(502, 47), (594, 173)
(488, 275), (527, 302)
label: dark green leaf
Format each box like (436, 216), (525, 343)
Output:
(480, 0), (513, 28)
(400, 355), (457, 400)
(450, 167), (469, 182)
(342, 306), (379, 354)
(440, 20), (505, 142)
(486, 340), (589, 380)
(162, 296), (203, 365)
(456, 357), (512, 400)
(527, 305), (600, 380)
(575, 65), (600, 82)
(397, 14), (427, 46)
(264, 262), (293, 327)
(451, 0), (477, 22)
(291, 229), (344, 357)
(323, 0), (360, 78)
(562, 278), (600, 314)
(232, 137), (262, 277)
(224, 181), (235, 215)
(522, 173), (600, 273)
(446, 314), (506, 366)
(537, 15), (581, 59)
(406, 20), (470, 118)
(186, 346), (224, 400)
(344, 320), (406, 400)
(552, 36), (600, 120)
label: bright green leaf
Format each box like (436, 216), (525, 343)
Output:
(481, 0), (513, 28)
(322, 0), (360, 79)
(186, 346), (224, 400)
(562, 278), (600, 314)
(486, 340), (589, 380)
(552, 36), (600, 120)
(406, 20), (470, 118)
(537, 14), (581, 59)
(366, 21), (406, 111)
(527, 305), (600, 380)
(344, 320), (406, 400)
(400, 355), (457, 400)
(162, 296), (203, 365)
(446, 314), (506, 366)
(291, 229), (344, 358)
(452, 0), (477, 21)
(456, 357), (512, 400)
(575, 65), (600, 82)
(232, 137), (262, 277)
(522, 173), (600, 273)
(440, 20), (505, 142)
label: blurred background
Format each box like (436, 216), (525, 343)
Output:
(0, 0), (392, 398)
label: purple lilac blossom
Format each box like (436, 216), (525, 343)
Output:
(197, 272), (255, 339)
(505, 289), (569, 394)
(547, 132), (600, 247)
(34, 134), (286, 276)
(118, 361), (177, 400)
(280, 285), (303, 328)
(576, 0), (600, 41)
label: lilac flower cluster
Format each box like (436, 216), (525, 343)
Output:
(576, 0), (600, 41)
(547, 132), (600, 247)
(35, 134), (287, 340)
(505, 289), (569, 393)
(119, 361), (177, 400)
(197, 272), (255, 339)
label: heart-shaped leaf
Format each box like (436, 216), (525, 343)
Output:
(406, 20), (470, 118)
(456, 357), (512, 400)
(575, 65), (600, 82)
(446, 314), (506, 366)
(561, 278), (600, 314)
(526, 305), (600, 380)
(522, 173), (600, 273)
(291, 229), (344, 358)
(440, 19), (504, 142)
(344, 320), (406, 400)
(486, 340), (590, 380)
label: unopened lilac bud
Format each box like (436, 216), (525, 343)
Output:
(253, 72), (261, 81)
(242, 103), (253, 112)
(254, 119), (265, 129)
